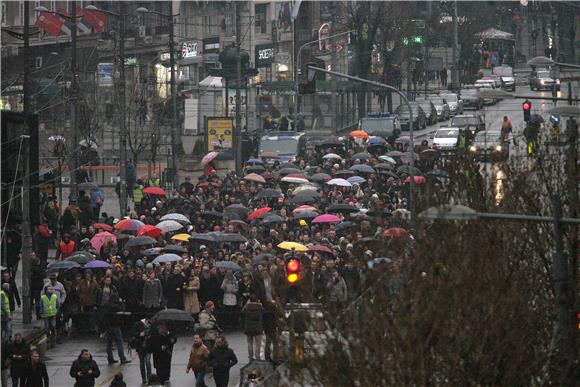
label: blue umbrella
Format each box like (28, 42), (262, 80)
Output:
(349, 164), (375, 174)
(334, 221), (355, 231)
(84, 260), (111, 269)
(262, 214), (284, 225)
(246, 158), (264, 165)
(368, 137), (386, 146)
(347, 176), (367, 185)
(153, 253), (182, 264)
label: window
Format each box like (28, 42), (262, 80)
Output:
(179, 66), (190, 81)
(1, 3), (6, 26)
(255, 4), (267, 34)
(19, 0), (24, 26)
(50, 0), (56, 11)
(35, 57), (43, 69)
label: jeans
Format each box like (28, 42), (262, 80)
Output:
(82, 306), (97, 332)
(194, 369), (207, 387)
(44, 316), (56, 337)
(1, 320), (12, 342)
(138, 352), (152, 382)
(106, 326), (126, 362)
(246, 334), (263, 360)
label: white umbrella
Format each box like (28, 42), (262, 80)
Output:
(48, 135), (66, 142)
(79, 139), (98, 149)
(281, 176), (309, 184)
(379, 155), (397, 164)
(326, 178), (352, 187)
(293, 185), (319, 195)
(156, 220), (184, 233)
(160, 213), (191, 224)
(153, 253), (182, 264)
(323, 153), (343, 160)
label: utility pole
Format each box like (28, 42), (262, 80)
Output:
(118, 2), (127, 217)
(169, 10), (180, 188)
(450, 0), (460, 90)
(69, 1), (79, 203)
(234, 2), (243, 175)
(21, 0), (32, 324)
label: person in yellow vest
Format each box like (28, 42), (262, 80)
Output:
(1, 285), (11, 341)
(147, 174), (160, 187)
(133, 180), (144, 213)
(40, 285), (59, 344)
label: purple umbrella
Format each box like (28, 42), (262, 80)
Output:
(84, 260), (111, 269)
(312, 214), (341, 224)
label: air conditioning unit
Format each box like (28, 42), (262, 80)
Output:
(139, 25), (146, 37)
(144, 36), (153, 44)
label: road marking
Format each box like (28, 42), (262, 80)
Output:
(96, 353), (137, 387)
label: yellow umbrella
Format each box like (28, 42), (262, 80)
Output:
(171, 233), (191, 242)
(277, 241), (308, 252)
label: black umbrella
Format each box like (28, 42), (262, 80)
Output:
(386, 150), (404, 157)
(294, 211), (319, 220)
(215, 261), (243, 271)
(278, 167), (302, 176)
(333, 170), (355, 177)
(66, 252), (94, 265)
(380, 170), (400, 179)
(222, 212), (242, 221)
(261, 214), (284, 225)
(396, 165), (422, 176)
(278, 162), (299, 170)
(252, 253), (275, 264)
(309, 173), (331, 183)
(246, 165), (266, 173)
(152, 308), (195, 323)
(255, 189), (283, 200)
(334, 221), (356, 232)
(124, 236), (157, 249)
(143, 247), (163, 256)
(216, 233), (248, 243)
(373, 163), (394, 170)
(224, 204), (249, 217)
(292, 191), (320, 204)
(163, 245), (188, 254)
(201, 211), (223, 219)
(427, 169), (450, 178)
(351, 152), (372, 160)
(349, 164), (375, 174)
(189, 233), (217, 242)
(366, 208), (392, 217)
(529, 114), (544, 125)
(48, 260), (81, 272)
(326, 203), (358, 214)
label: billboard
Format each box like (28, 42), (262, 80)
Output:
(206, 117), (233, 151)
(98, 63), (113, 86)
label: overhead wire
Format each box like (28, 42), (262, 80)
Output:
(0, 136), (24, 245)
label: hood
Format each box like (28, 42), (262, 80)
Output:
(448, 102), (458, 108)
(433, 137), (458, 146)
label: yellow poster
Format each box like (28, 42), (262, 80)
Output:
(206, 117), (233, 151)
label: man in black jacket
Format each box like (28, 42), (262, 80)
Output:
(69, 349), (100, 387)
(121, 270), (144, 313)
(208, 336), (238, 387)
(148, 323), (177, 384)
(96, 277), (130, 365)
(7, 333), (29, 387)
(2, 270), (21, 313)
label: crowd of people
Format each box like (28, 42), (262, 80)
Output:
(1, 131), (449, 386)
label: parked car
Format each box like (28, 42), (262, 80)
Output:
(530, 69), (560, 91)
(460, 88), (484, 110)
(469, 130), (509, 161)
(432, 127), (461, 150)
(415, 99), (438, 126)
(395, 103), (427, 131)
(481, 75), (502, 89)
(440, 92), (464, 116)
(259, 131), (305, 163)
(474, 81), (498, 105)
(427, 96), (451, 121)
(500, 76), (516, 91)
(450, 114), (486, 132)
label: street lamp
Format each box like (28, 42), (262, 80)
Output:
(137, 7), (181, 189)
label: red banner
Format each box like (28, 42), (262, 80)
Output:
(35, 11), (64, 37)
(83, 8), (108, 33)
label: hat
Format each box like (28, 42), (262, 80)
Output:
(199, 245), (207, 250)
(156, 201), (162, 206)
(299, 219), (308, 227)
(135, 259), (144, 268)
(151, 207), (157, 212)
(333, 163), (340, 169)
(113, 218), (120, 224)
(346, 243), (353, 249)
(145, 263), (154, 270)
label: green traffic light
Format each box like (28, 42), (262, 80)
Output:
(402, 37), (409, 46)
(412, 36), (423, 44)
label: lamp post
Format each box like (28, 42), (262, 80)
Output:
(85, 4), (127, 217)
(137, 7), (180, 189)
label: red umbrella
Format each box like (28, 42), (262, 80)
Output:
(286, 173), (307, 179)
(384, 227), (408, 237)
(143, 187), (167, 196)
(202, 151), (219, 166)
(247, 207), (272, 221)
(93, 223), (113, 232)
(114, 219), (144, 231)
(138, 225), (162, 238)
(308, 244), (335, 255)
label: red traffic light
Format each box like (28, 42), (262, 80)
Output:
(287, 259), (300, 273)
(522, 101), (531, 110)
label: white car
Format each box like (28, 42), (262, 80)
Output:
(432, 127), (461, 150)
(440, 92), (464, 115)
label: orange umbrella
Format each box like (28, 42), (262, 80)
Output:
(350, 130), (369, 139)
(138, 225), (162, 238)
(143, 187), (166, 196)
(383, 227), (408, 237)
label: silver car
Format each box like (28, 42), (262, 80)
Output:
(428, 96), (451, 121)
(441, 92), (463, 116)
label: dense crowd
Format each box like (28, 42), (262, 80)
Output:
(2, 132), (448, 386)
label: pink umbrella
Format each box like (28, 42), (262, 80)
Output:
(312, 214), (341, 224)
(293, 205), (317, 214)
(202, 151), (220, 166)
(90, 232), (116, 253)
(404, 175), (427, 184)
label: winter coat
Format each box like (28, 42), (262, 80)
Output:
(69, 354), (101, 387)
(327, 276), (348, 303)
(7, 339), (30, 376)
(198, 309), (220, 341)
(130, 319), (151, 355)
(221, 278), (238, 306)
(198, 275), (221, 305)
(22, 361), (49, 387)
(30, 264), (46, 295)
(121, 277), (144, 310)
(242, 301), (264, 336)
(165, 273), (185, 309)
(142, 279), (164, 309)
(2, 278), (21, 311)
(43, 280), (67, 305)
(148, 331), (177, 370)
(208, 345), (238, 372)
(183, 277), (200, 315)
(187, 343), (209, 373)
(77, 279), (98, 307)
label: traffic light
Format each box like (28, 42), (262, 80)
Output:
(286, 258), (301, 285)
(523, 100), (532, 122)
(298, 63), (317, 95)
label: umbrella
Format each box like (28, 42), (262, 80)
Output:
(351, 152), (372, 161)
(224, 204), (249, 217)
(293, 185), (319, 195)
(78, 182), (99, 191)
(152, 308), (195, 323)
(427, 169), (450, 178)
(246, 158), (264, 165)
(333, 170), (356, 177)
(374, 163), (394, 170)
(90, 232), (116, 253)
(349, 164), (375, 174)
(153, 253), (183, 264)
(380, 170), (400, 179)
(386, 150), (403, 157)
(368, 137), (387, 146)
(163, 245), (188, 254)
(222, 211), (242, 222)
(278, 162), (299, 169)
(326, 203), (358, 214)
(156, 220), (184, 233)
(160, 213), (191, 224)
(215, 261), (243, 271)
(395, 136), (410, 145)
(48, 260), (80, 271)
(313, 214), (341, 223)
(420, 149), (440, 160)
(262, 214), (284, 225)
(201, 211), (224, 220)
(309, 173), (331, 183)
(281, 176), (310, 184)
(171, 233), (191, 242)
(124, 236), (157, 248)
(92, 223), (113, 232)
(291, 192), (320, 205)
(143, 247), (163, 256)
(252, 253), (275, 264)
(84, 260), (111, 269)
(255, 189), (282, 200)
(278, 168), (302, 176)
(114, 219), (144, 231)
(66, 252), (94, 265)
(293, 205), (317, 214)
(216, 233), (248, 243)
(246, 165), (266, 173)
(334, 221), (355, 231)
(294, 211), (319, 220)
(115, 234), (134, 240)
(202, 151), (220, 166)
(244, 173), (266, 184)
(228, 219), (248, 229)
(322, 153), (342, 160)
(397, 165), (422, 176)
(384, 227), (409, 237)
(278, 241), (308, 252)
(138, 225), (162, 238)
(189, 233), (217, 242)
(367, 257), (393, 269)
(247, 207), (272, 221)
(308, 244), (335, 255)
(327, 178), (352, 187)
(350, 130), (369, 139)
(404, 175), (427, 184)
(378, 155), (397, 164)
(142, 187), (166, 196)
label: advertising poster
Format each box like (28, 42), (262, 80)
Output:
(206, 117), (233, 151)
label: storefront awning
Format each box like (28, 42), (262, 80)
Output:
(198, 76), (223, 88)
